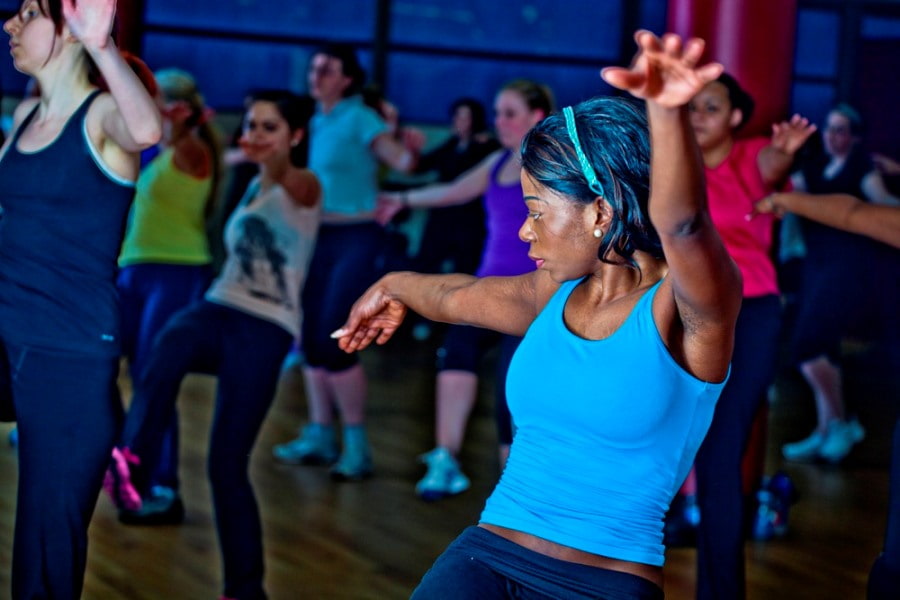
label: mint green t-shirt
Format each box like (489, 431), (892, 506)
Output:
(308, 95), (387, 220)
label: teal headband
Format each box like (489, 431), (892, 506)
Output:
(563, 105), (604, 197)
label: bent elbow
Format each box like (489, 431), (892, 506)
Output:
(136, 120), (163, 149)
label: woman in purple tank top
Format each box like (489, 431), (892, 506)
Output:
(377, 80), (553, 501)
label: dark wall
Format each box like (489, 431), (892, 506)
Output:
(0, 0), (898, 138)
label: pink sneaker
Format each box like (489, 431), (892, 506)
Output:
(104, 447), (143, 511)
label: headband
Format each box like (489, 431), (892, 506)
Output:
(563, 105), (604, 197)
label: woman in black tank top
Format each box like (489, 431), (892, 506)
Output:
(0, 1), (160, 598)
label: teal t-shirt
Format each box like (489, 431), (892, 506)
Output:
(308, 95), (387, 219)
(480, 277), (727, 566)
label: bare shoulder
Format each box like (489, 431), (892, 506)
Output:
(483, 148), (507, 169)
(282, 168), (321, 208)
(83, 91), (117, 140)
(172, 135), (212, 179)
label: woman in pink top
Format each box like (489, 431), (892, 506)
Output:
(685, 73), (816, 600)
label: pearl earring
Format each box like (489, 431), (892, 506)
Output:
(593, 227), (602, 239)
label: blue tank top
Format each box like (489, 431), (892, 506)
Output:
(0, 91), (136, 356)
(476, 151), (533, 277)
(480, 277), (727, 566)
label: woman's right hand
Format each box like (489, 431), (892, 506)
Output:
(62, 0), (115, 50)
(331, 277), (408, 352)
(375, 192), (405, 225)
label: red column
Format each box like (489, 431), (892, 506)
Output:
(115, 0), (144, 55)
(667, 0), (798, 136)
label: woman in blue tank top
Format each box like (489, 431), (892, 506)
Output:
(0, 1), (161, 598)
(333, 31), (743, 599)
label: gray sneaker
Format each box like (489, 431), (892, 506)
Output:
(272, 424), (339, 465)
(415, 447), (470, 501)
(782, 430), (825, 462)
(330, 425), (373, 481)
(818, 418), (865, 463)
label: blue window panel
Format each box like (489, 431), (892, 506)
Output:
(387, 52), (616, 125)
(790, 82), (835, 126)
(145, 0), (375, 42)
(638, 0), (668, 35)
(0, 57), (29, 98)
(390, 0), (622, 61)
(794, 9), (840, 79)
(142, 33), (374, 110)
(862, 16), (900, 40)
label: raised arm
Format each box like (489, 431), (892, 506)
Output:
(602, 31), (742, 381)
(371, 129), (421, 173)
(758, 114), (817, 186)
(861, 170), (900, 206)
(375, 150), (497, 224)
(64, 0), (161, 150)
(333, 270), (550, 353)
(757, 191), (900, 249)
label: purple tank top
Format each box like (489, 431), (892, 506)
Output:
(476, 151), (533, 277)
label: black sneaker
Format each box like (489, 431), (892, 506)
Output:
(118, 486), (185, 526)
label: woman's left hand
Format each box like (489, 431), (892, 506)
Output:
(601, 30), (723, 108)
(62, 0), (115, 50)
(770, 114), (817, 156)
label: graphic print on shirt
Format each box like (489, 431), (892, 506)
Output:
(233, 215), (292, 309)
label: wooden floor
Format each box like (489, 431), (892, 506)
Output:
(0, 326), (897, 600)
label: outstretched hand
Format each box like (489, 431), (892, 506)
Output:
(62, 0), (115, 50)
(330, 280), (408, 353)
(748, 193), (787, 220)
(601, 30), (723, 108)
(873, 153), (900, 176)
(375, 193), (405, 226)
(771, 114), (816, 156)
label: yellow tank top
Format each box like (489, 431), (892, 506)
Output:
(119, 147), (213, 266)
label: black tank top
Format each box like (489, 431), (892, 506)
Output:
(0, 91), (135, 356)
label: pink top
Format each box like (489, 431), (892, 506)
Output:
(705, 137), (781, 298)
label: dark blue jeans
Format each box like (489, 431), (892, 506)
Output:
(1, 339), (120, 600)
(412, 526), (664, 599)
(118, 262), (213, 488)
(121, 301), (291, 600)
(694, 294), (782, 600)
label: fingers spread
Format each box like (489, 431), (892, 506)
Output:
(682, 38), (706, 66)
(695, 62), (725, 84)
(601, 66), (642, 90)
(662, 33), (683, 56)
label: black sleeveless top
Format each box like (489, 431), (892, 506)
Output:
(0, 91), (135, 356)
(799, 147), (875, 264)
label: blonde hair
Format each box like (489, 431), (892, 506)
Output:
(154, 68), (222, 218)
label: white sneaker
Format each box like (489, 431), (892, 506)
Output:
(415, 447), (470, 501)
(818, 419), (865, 463)
(782, 430), (825, 462)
